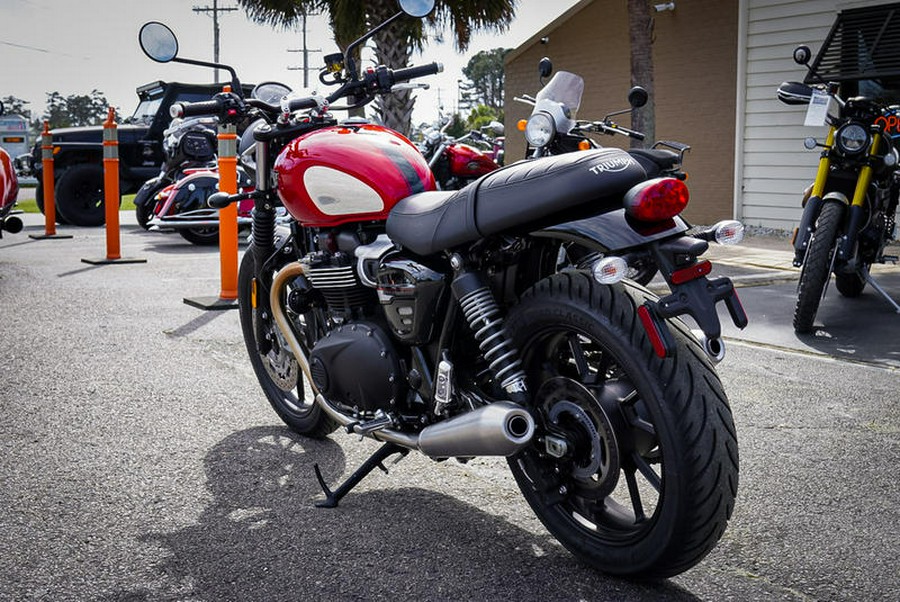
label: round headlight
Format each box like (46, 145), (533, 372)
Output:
(835, 123), (869, 155)
(524, 112), (556, 147)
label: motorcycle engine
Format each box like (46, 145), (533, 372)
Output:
(309, 321), (406, 413)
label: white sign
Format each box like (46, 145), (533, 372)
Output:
(804, 90), (834, 127)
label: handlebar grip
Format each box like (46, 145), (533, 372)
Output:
(392, 62), (443, 82)
(171, 99), (223, 119)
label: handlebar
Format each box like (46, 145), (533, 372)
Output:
(172, 61), (442, 122)
(171, 99), (222, 119)
(392, 62), (443, 82)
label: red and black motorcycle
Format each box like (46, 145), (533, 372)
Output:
(0, 101), (23, 238)
(419, 117), (503, 190)
(140, 0), (747, 579)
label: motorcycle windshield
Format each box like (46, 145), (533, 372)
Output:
(534, 71), (584, 120)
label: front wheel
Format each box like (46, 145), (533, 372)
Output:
(794, 200), (844, 333)
(179, 226), (219, 246)
(35, 181), (71, 225)
(238, 248), (338, 438)
(505, 272), (738, 578)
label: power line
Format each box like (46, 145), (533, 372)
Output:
(192, 0), (238, 84)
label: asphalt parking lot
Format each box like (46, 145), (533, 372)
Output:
(1, 210), (898, 601)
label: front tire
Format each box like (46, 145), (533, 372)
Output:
(238, 248), (338, 438)
(505, 272), (738, 578)
(55, 164), (110, 227)
(35, 181), (71, 225)
(794, 200), (844, 333)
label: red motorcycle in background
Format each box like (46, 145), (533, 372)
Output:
(139, 0), (747, 579)
(0, 101), (23, 238)
(420, 117), (503, 190)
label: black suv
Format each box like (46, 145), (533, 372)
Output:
(25, 80), (252, 226)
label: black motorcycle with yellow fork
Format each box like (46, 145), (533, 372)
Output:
(778, 45), (900, 334)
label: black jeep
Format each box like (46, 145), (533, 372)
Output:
(25, 80), (253, 227)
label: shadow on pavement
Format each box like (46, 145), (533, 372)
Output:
(108, 426), (701, 602)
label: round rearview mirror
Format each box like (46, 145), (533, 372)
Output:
(139, 22), (179, 63)
(628, 86), (649, 109)
(793, 45), (811, 66)
(398, 0), (435, 18)
(539, 57), (553, 79)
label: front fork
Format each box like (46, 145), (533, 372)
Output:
(250, 138), (279, 355)
(793, 128), (882, 266)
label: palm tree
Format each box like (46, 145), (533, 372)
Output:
(627, 0), (654, 149)
(236, 0), (517, 135)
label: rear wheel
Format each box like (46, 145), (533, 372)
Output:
(55, 164), (110, 227)
(505, 272), (738, 578)
(238, 248), (338, 438)
(794, 200), (844, 333)
(835, 264), (868, 297)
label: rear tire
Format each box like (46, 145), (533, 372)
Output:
(794, 200), (843, 333)
(238, 248), (338, 438)
(505, 272), (738, 578)
(55, 164), (110, 227)
(835, 265), (868, 297)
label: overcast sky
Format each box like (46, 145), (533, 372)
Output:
(0, 0), (580, 126)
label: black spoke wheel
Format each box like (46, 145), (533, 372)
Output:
(55, 164), (111, 227)
(505, 272), (738, 578)
(794, 200), (844, 333)
(238, 248), (337, 438)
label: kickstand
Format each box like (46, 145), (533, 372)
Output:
(313, 442), (409, 508)
(865, 272), (900, 313)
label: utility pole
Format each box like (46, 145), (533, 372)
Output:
(193, 0), (238, 83)
(287, 10), (321, 89)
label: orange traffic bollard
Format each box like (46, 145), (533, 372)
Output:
(82, 107), (145, 265)
(184, 89), (240, 311)
(29, 120), (72, 240)
(217, 122), (239, 300)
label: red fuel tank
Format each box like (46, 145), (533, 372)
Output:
(274, 124), (436, 228)
(447, 143), (498, 178)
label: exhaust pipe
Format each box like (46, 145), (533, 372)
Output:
(270, 262), (535, 459)
(1, 215), (23, 234)
(417, 401), (535, 457)
(692, 329), (726, 363)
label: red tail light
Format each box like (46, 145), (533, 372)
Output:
(624, 177), (689, 222)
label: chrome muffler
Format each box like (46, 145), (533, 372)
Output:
(270, 262), (536, 458)
(416, 401), (535, 457)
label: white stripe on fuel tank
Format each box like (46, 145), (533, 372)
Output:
(303, 165), (384, 216)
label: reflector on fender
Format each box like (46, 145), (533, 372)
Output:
(624, 177), (689, 222)
(637, 302), (674, 358)
(671, 260), (712, 285)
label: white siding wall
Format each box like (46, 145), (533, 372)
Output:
(738, 0), (888, 230)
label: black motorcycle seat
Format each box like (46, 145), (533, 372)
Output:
(627, 148), (679, 176)
(386, 148), (647, 256)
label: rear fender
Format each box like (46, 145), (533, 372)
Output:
(531, 209), (689, 253)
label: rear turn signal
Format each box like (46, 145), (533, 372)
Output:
(624, 177), (689, 222)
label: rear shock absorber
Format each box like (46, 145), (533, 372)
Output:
(451, 264), (528, 401)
